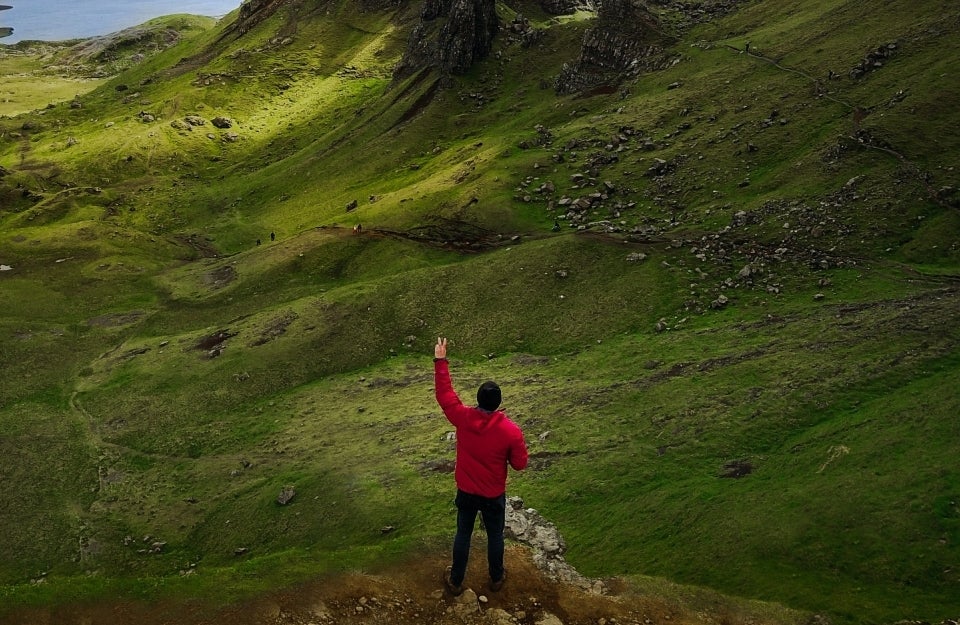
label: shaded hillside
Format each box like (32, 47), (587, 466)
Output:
(0, 0), (958, 624)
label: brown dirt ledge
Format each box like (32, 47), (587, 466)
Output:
(0, 545), (804, 625)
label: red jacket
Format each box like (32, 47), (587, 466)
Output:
(434, 358), (528, 497)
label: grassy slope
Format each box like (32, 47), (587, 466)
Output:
(0, 0), (958, 622)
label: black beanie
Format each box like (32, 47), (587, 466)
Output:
(477, 381), (501, 411)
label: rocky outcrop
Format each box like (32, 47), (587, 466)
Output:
(556, 0), (673, 94)
(218, 0), (285, 39)
(394, 0), (499, 79)
(505, 496), (607, 594)
(357, 0), (405, 9)
(539, 0), (596, 15)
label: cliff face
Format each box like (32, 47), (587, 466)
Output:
(394, 0), (498, 79)
(555, 0), (673, 94)
(539, 0), (596, 14)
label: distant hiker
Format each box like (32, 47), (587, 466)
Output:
(256, 238), (261, 246)
(433, 337), (528, 596)
(353, 223), (363, 235)
(552, 219), (561, 232)
(270, 231), (275, 241)
(744, 41), (751, 53)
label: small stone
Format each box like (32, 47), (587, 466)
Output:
(277, 485), (296, 505)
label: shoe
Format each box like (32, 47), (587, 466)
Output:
(490, 569), (506, 592)
(444, 566), (464, 596)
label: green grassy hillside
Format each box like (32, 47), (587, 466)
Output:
(0, 0), (958, 623)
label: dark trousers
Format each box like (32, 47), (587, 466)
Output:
(450, 489), (506, 586)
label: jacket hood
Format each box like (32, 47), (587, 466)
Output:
(467, 408), (504, 434)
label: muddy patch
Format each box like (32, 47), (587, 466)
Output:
(203, 265), (237, 290)
(418, 459), (456, 473)
(175, 233), (221, 258)
(719, 458), (753, 478)
(194, 329), (237, 358)
(527, 450), (579, 470)
(249, 311), (298, 347)
(86, 311), (146, 327)
(115, 346), (150, 361)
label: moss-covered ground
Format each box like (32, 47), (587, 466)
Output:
(0, 1), (958, 623)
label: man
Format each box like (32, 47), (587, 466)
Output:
(433, 337), (528, 595)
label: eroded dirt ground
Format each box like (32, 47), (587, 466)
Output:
(2, 546), (735, 625)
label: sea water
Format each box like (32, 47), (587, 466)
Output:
(0, 0), (241, 44)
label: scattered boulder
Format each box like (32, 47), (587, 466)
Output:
(710, 294), (730, 309)
(277, 485), (296, 505)
(849, 42), (898, 79)
(211, 116), (233, 129)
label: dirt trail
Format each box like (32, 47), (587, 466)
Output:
(2, 546), (744, 625)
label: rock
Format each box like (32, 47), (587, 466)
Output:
(645, 157), (673, 177)
(556, 0), (673, 94)
(710, 294), (729, 309)
(849, 42), (898, 79)
(536, 613), (565, 625)
(486, 607), (515, 625)
(539, 0), (590, 16)
(394, 0), (499, 79)
(452, 588), (479, 620)
(277, 485), (296, 505)
(504, 497), (603, 592)
(212, 116), (233, 129)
